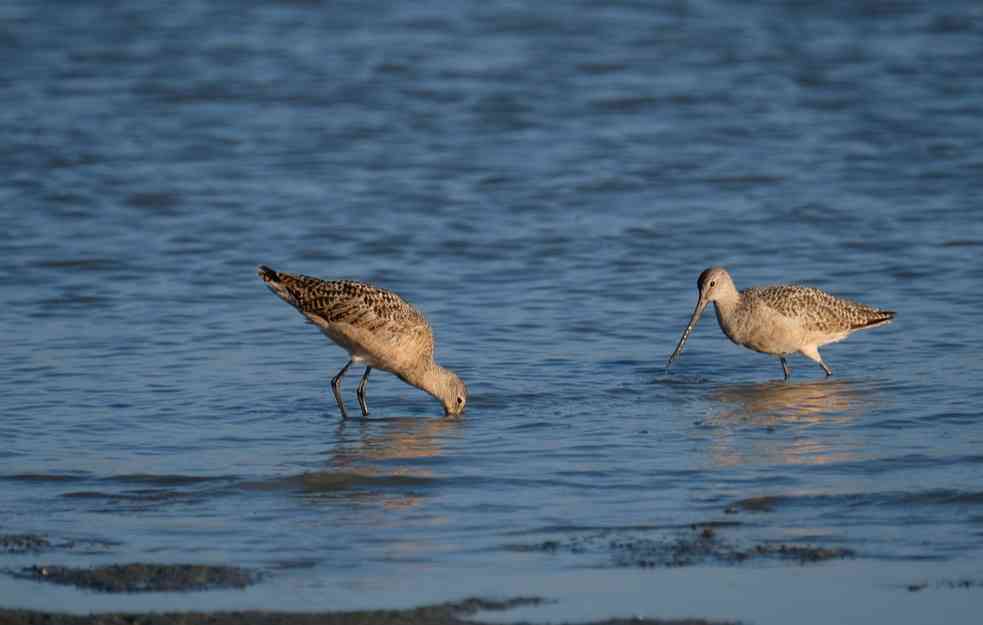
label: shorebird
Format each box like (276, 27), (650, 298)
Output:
(666, 267), (895, 380)
(258, 266), (467, 418)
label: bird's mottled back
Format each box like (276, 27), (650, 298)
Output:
(259, 266), (431, 335)
(745, 285), (895, 333)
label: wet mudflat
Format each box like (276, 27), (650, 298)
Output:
(13, 563), (258, 594)
(0, 536), (51, 555)
(0, 598), (734, 625)
(509, 523), (854, 568)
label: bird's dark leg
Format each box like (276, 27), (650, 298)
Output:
(780, 357), (791, 381)
(331, 360), (353, 419)
(356, 366), (372, 417)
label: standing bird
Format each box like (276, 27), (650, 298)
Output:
(258, 266), (467, 417)
(666, 267), (895, 380)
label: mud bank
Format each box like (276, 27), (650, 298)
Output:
(0, 597), (737, 625)
(13, 563), (258, 593)
(509, 524), (853, 567)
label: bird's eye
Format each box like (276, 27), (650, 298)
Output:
(457, 396), (464, 405)
(709, 280), (716, 288)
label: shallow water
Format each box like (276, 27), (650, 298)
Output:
(2, 1), (983, 623)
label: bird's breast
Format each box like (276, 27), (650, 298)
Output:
(315, 318), (428, 374)
(714, 302), (801, 356)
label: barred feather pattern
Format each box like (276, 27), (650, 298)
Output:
(743, 285), (896, 334)
(258, 266), (435, 360)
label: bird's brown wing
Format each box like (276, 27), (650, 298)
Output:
(746, 285), (893, 333)
(278, 273), (434, 354)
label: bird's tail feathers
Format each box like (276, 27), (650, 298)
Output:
(257, 265), (300, 307)
(257, 265), (279, 283)
(854, 310), (895, 330)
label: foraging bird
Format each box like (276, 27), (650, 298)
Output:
(258, 266), (467, 417)
(666, 267), (895, 380)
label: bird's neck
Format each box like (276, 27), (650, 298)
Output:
(713, 285), (742, 317)
(711, 286), (745, 343)
(401, 360), (449, 403)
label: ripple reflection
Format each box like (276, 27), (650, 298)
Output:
(704, 380), (882, 468)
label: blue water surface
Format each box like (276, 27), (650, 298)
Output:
(2, 2), (983, 623)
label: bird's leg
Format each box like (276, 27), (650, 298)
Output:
(780, 357), (791, 381)
(356, 366), (372, 417)
(799, 346), (832, 378)
(331, 360), (353, 419)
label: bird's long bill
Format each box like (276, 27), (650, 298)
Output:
(666, 296), (709, 371)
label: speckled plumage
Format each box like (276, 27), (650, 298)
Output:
(258, 266), (467, 418)
(669, 267), (895, 379)
(741, 285), (894, 334)
(266, 271), (433, 352)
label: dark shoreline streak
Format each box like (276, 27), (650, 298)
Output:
(0, 598), (739, 625)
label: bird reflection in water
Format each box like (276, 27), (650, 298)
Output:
(333, 415), (462, 464)
(703, 379), (882, 468)
(313, 415), (463, 511)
